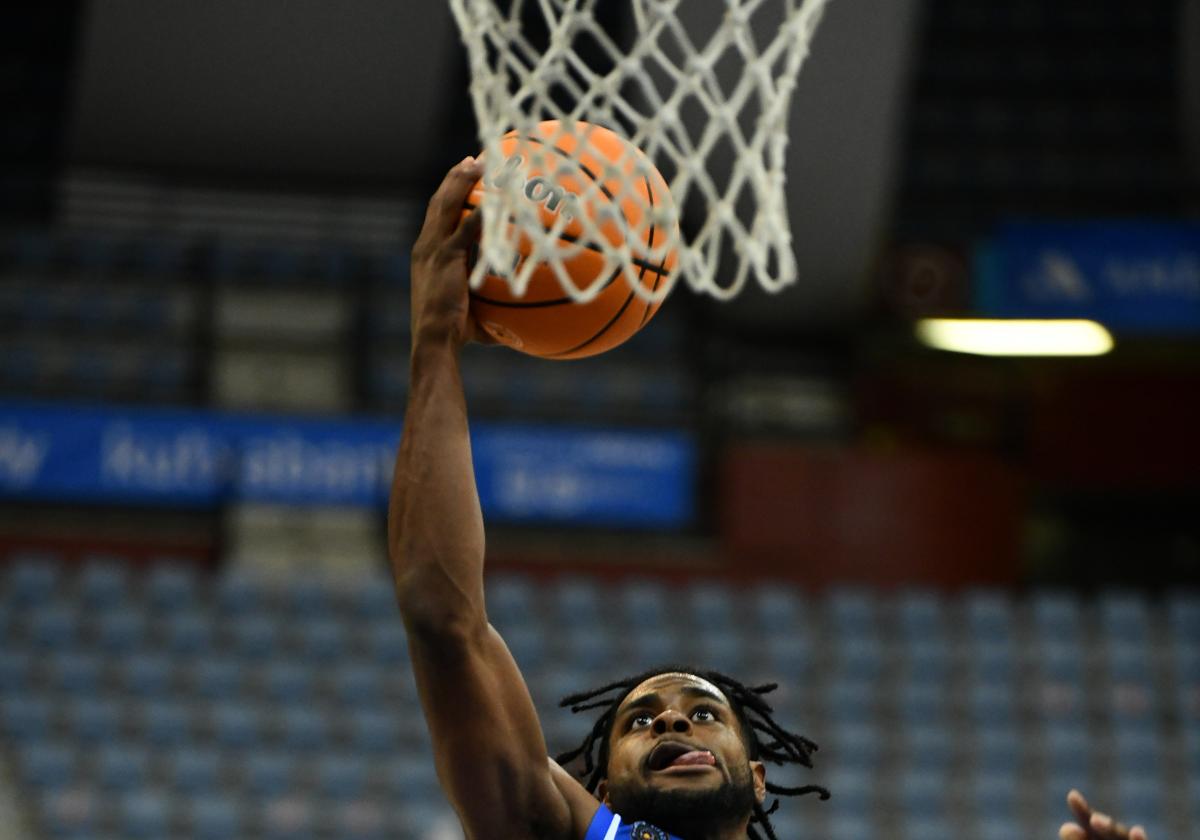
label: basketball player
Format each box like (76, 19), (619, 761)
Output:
(389, 157), (1151, 840)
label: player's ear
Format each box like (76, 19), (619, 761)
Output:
(751, 761), (767, 804)
(596, 779), (609, 804)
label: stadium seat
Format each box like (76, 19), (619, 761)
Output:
(262, 661), (316, 703)
(46, 650), (104, 694)
(828, 722), (883, 770)
(905, 724), (954, 770)
(349, 579), (399, 621)
(19, 742), (75, 790)
(116, 789), (170, 838)
(243, 752), (295, 796)
(95, 609), (145, 653)
(297, 618), (348, 662)
(210, 702), (263, 748)
(143, 563), (200, 611)
(1, 694), (52, 743)
(188, 655), (246, 700)
(962, 588), (1014, 640)
(189, 794), (243, 840)
(3, 552), (62, 605)
(1029, 592), (1082, 638)
(163, 608), (216, 655)
(973, 726), (1019, 774)
(685, 581), (738, 628)
(365, 621), (408, 666)
(746, 584), (806, 633)
(970, 770), (1017, 816)
(139, 699), (193, 746)
(344, 709), (403, 755)
(331, 799), (387, 840)
(227, 615), (281, 660)
(170, 747), (223, 794)
(76, 556), (130, 607)
(95, 744), (150, 791)
(826, 587), (879, 637)
(285, 579), (331, 617)
(0, 649), (30, 691)
(38, 786), (99, 838)
(25, 602), (78, 648)
(279, 707), (329, 751)
(119, 652), (176, 698)
(64, 697), (121, 744)
(215, 573), (265, 616)
(316, 754), (368, 800)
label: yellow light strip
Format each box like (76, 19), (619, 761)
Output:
(915, 319), (1114, 357)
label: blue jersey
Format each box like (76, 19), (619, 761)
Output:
(582, 803), (684, 840)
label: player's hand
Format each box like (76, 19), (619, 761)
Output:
(1060, 789), (1148, 840)
(409, 156), (492, 348)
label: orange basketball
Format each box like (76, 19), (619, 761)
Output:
(463, 121), (678, 360)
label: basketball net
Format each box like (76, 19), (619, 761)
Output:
(449, 0), (832, 302)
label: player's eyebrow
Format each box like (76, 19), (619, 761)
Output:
(618, 684), (729, 719)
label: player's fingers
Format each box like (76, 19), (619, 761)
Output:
(1128, 825), (1147, 840)
(1067, 790), (1092, 825)
(1059, 823), (1087, 840)
(424, 157), (484, 240)
(444, 206), (483, 255)
(1090, 812), (1130, 840)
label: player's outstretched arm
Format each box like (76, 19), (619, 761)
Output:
(1060, 789), (1149, 840)
(388, 158), (596, 840)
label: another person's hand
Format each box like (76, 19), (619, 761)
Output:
(1060, 789), (1148, 840)
(409, 156), (491, 348)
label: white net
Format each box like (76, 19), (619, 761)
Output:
(449, 0), (832, 303)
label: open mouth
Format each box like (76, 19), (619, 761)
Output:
(646, 741), (718, 772)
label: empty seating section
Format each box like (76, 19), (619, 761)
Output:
(0, 229), (693, 421)
(0, 553), (1195, 839)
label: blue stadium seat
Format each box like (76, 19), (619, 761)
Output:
(262, 662), (316, 703)
(826, 587), (879, 637)
(365, 621), (408, 665)
(685, 582), (737, 628)
(970, 770), (1017, 816)
(1044, 724), (1090, 775)
(95, 609), (145, 653)
(216, 574), (265, 616)
(973, 727), (1019, 774)
(1, 694), (53, 743)
(966, 638), (1015, 684)
(382, 756), (440, 800)
(260, 796), (317, 840)
(189, 794), (243, 840)
(285, 579), (331, 617)
(747, 584), (806, 633)
(331, 663), (382, 708)
(616, 579), (669, 628)
(824, 677), (876, 722)
(554, 623), (617, 670)
(834, 636), (883, 680)
(688, 630), (747, 675)
(905, 816), (952, 840)
(244, 752), (295, 796)
(903, 638), (951, 682)
(211, 702), (263, 748)
(45, 651), (103, 695)
(963, 589), (1014, 641)
(170, 747), (223, 794)
(1167, 591), (1200, 639)
(500, 624), (548, 671)
(897, 681), (948, 724)
(228, 615), (281, 660)
(345, 709), (402, 755)
(316, 755), (368, 800)
(905, 725), (953, 770)
(763, 633), (811, 676)
(279, 707), (329, 751)
(1116, 772), (1164, 819)
(331, 799), (388, 840)
(19, 742), (75, 790)
(118, 790), (170, 839)
(139, 699), (192, 746)
(64, 697), (121, 744)
(297, 618), (347, 662)
(95, 744), (150, 791)
(0, 649), (30, 692)
(25, 602), (79, 648)
(1030, 592), (1082, 638)
(144, 563), (200, 611)
(163, 608), (215, 655)
(828, 814), (872, 840)
(188, 655), (246, 699)
(828, 722), (883, 770)
(3, 552), (62, 605)
(38, 786), (99, 839)
(350, 580), (399, 621)
(119, 652), (176, 698)
(895, 589), (944, 636)
(76, 557), (130, 607)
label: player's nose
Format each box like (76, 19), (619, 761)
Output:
(652, 708), (691, 735)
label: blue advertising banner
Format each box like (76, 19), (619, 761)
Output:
(975, 222), (1200, 331)
(0, 401), (695, 528)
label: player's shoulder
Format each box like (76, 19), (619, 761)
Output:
(548, 759), (608, 840)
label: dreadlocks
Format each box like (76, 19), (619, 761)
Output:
(554, 665), (829, 840)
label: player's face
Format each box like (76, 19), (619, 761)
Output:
(601, 673), (766, 831)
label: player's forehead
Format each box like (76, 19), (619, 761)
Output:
(621, 672), (730, 709)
